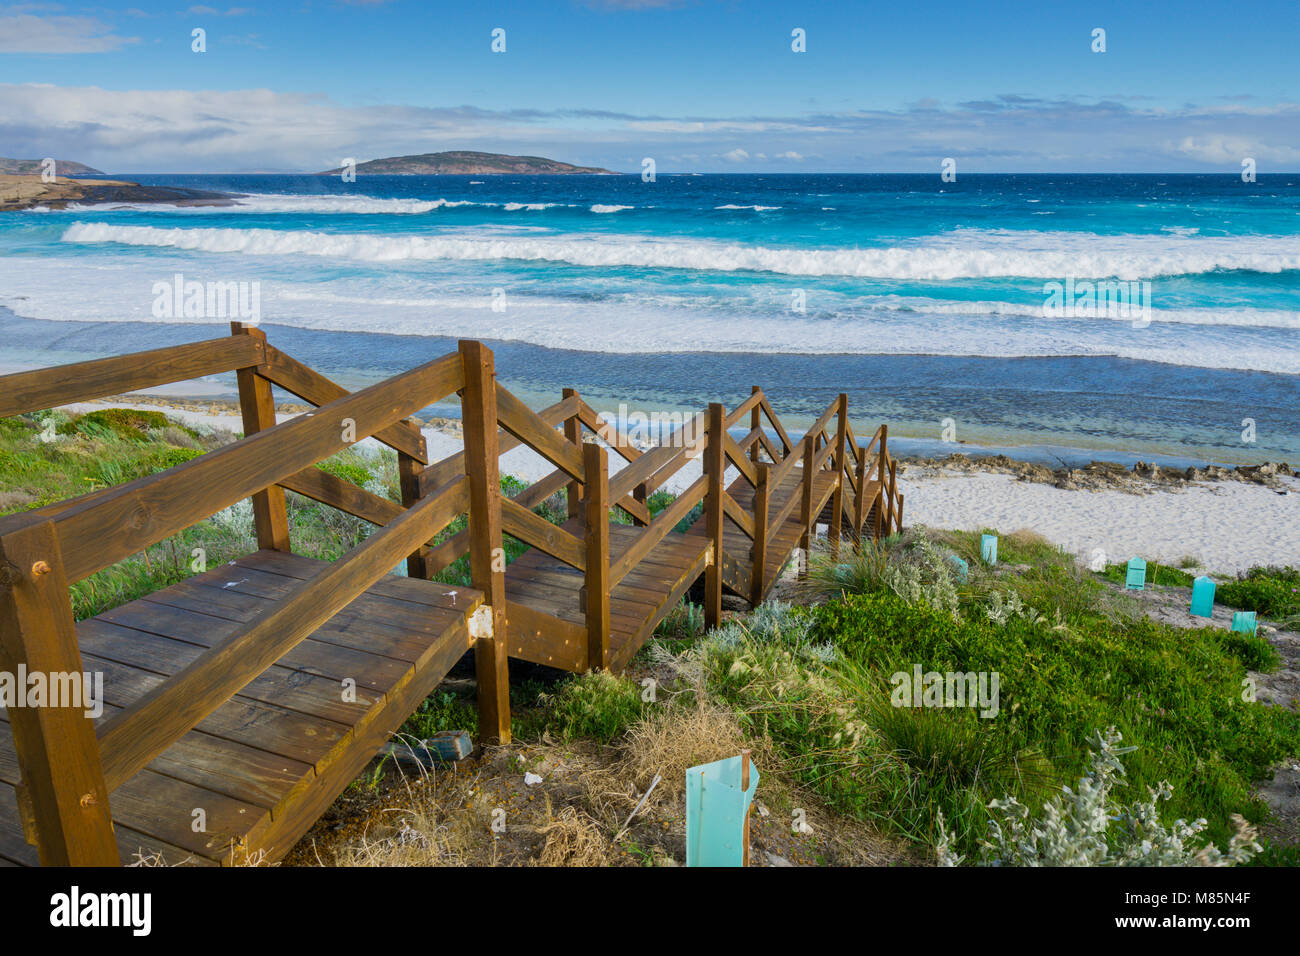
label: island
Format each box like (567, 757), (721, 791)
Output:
(316, 150), (617, 175)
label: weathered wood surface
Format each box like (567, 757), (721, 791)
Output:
(0, 552), (479, 866)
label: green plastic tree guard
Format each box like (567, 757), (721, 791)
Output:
(1126, 557), (1146, 590)
(948, 554), (969, 583)
(981, 534), (997, 565)
(1190, 576), (1215, 618)
(1231, 611), (1257, 635)
(686, 754), (759, 867)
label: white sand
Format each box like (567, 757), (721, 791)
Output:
(899, 470), (1300, 575)
(58, 399), (1299, 575)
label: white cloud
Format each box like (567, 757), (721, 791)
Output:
(722, 148), (749, 163)
(0, 13), (137, 53)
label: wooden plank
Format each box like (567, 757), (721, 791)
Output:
(501, 497), (585, 571)
(505, 601), (586, 671)
(0, 518), (119, 865)
(94, 476), (469, 790)
(722, 431), (758, 487)
(459, 340), (511, 746)
(758, 394), (794, 455)
(0, 336), (263, 419)
(232, 323), (291, 552)
(583, 443), (611, 671)
(19, 351), (464, 582)
(608, 411), (706, 501)
(608, 474), (707, 587)
(721, 489), (754, 541)
(495, 383), (585, 481)
(418, 395), (579, 497)
(258, 343), (427, 463)
(750, 463), (769, 606)
(704, 403), (725, 628)
(279, 465), (400, 527)
(244, 622), (469, 862)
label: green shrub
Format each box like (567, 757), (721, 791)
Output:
(808, 589), (1300, 854)
(540, 671), (647, 743)
(1218, 566), (1300, 622)
(939, 728), (1261, 867)
(57, 408), (186, 442)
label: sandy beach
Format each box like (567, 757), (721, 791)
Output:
(61, 396), (1300, 577)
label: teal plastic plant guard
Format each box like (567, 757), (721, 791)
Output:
(686, 754), (759, 867)
(1190, 576), (1215, 618)
(1126, 557), (1146, 590)
(948, 554), (969, 583)
(1231, 611), (1257, 635)
(980, 534), (997, 565)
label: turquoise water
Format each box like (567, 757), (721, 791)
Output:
(1, 173), (1296, 463)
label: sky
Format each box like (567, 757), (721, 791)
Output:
(1, 0), (1297, 173)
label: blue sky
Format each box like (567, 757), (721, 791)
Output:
(1, 0), (1297, 172)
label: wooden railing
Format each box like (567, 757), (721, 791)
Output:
(0, 326), (902, 865)
(0, 326), (510, 865)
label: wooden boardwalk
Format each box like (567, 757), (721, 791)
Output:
(0, 327), (901, 865)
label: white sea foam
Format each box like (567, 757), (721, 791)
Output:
(714, 204), (782, 211)
(4, 253), (1298, 374)
(589, 204), (633, 213)
(61, 221), (1300, 281)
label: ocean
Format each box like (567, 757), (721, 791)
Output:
(1, 172), (1296, 466)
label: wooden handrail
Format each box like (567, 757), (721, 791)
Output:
(757, 394), (794, 455)
(0, 335), (264, 419)
(608, 473), (708, 587)
(501, 497), (585, 572)
(419, 393), (578, 495)
(95, 474), (472, 790)
(2, 352), (464, 583)
(258, 342), (428, 464)
(495, 385), (586, 481)
(608, 412), (705, 501)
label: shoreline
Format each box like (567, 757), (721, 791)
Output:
(66, 391), (1297, 489)
(41, 394), (1300, 575)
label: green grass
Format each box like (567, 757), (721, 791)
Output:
(1099, 560), (1196, 589)
(692, 527), (1300, 862)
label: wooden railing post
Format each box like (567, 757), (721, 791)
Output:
(0, 519), (119, 865)
(583, 443), (611, 671)
(889, 459), (901, 535)
(749, 386), (762, 465)
(878, 424), (890, 534)
(398, 441), (432, 579)
(828, 394), (848, 555)
(459, 341), (511, 745)
(232, 322), (290, 551)
(853, 444), (868, 541)
(704, 403), (725, 628)
(799, 429), (815, 565)
(750, 462), (769, 606)
(562, 388), (583, 521)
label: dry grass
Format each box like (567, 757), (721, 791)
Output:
(534, 802), (615, 866)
